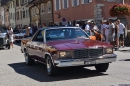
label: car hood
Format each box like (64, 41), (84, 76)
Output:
(47, 38), (112, 50)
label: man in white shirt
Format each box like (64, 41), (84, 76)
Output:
(108, 19), (115, 47)
(85, 20), (91, 35)
(117, 19), (125, 47)
(85, 21), (90, 31)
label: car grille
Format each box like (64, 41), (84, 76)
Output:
(0, 38), (4, 45)
(73, 48), (103, 58)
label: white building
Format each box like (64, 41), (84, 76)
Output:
(8, 0), (16, 28)
(1, 7), (5, 26)
(21, 0), (30, 27)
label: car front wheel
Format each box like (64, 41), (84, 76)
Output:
(25, 51), (35, 66)
(46, 56), (59, 76)
(95, 63), (109, 72)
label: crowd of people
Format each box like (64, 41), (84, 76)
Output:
(2, 19), (125, 50)
(78, 19), (125, 50)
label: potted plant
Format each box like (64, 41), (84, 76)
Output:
(109, 4), (130, 17)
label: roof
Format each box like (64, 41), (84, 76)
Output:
(39, 27), (80, 30)
(1, 0), (10, 6)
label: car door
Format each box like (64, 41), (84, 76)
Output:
(28, 30), (44, 61)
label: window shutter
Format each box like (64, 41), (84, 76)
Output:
(82, 0), (84, 4)
(55, 0), (56, 10)
(67, 0), (69, 8)
(72, 0), (74, 6)
(77, 0), (79, 5)
(59, 0), (61, 10)
(89, 0), (92, 3)
(62, 0), (64, 9)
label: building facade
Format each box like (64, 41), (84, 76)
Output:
(1, 7), (5, 26)
(8, 0), (16, 28)
(53, 0), (130, 28)
(21, 0), (30, 27)
(15, 0), (22, 27)
(28, 0), (53, 26)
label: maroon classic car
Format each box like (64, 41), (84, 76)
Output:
(23, 27), (117, 76)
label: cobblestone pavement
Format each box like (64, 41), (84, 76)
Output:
(0, 43), (130, 86)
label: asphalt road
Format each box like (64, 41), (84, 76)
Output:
(0, 43), (130, 86)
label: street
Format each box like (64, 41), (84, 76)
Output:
(0, 43), (130, 86)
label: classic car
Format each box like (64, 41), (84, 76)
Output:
(0, 28), (10, 49)
(21, 37), (32, 53)
(14, 29), (26, 42)
(23, 27), (117, 76)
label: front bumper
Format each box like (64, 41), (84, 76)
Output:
(54, 54), (117, 67)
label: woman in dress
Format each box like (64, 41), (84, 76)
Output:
(7, 26), (14, 48)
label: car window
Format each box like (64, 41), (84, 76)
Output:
(32, 30), (44, 42)
(46, 28), (89, 41)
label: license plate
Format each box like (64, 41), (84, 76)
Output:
(84, 61), (96, 65)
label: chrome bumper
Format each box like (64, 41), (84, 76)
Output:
(54, 54), (117, 67)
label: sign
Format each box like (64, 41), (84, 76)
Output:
(62, 18), (67, 22)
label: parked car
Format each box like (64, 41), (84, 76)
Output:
(0, 28), (10, 49)
(14, 29), (26, 42)
(23, 27), (117, 76)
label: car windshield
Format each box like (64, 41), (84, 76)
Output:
(20, 30), (26, 33)
(46, 28), (89, 41)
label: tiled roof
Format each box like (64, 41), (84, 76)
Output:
(1, 0), (10, 6)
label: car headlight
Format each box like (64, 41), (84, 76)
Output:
(105, 48), (113, 54)
(59, 51), (72, 57)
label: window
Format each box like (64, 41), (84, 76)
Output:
(26, 10), (27, 18)
(55, 0), (61, 10)
(41, 4), (44, 13)
(17, 12), (19, 20)
(23, 11), (25, 18)
(82, 0), (89, 4)
(47, 1), (51, 13)
(107, 0), (116, 2)
(72, 0), (79, 7)
(13, 1), (15, 8)
(62, 0), (69, 9)
(16, 0), (19, 6)
(33, 30), (44, 42)
(20, 11), (22, 19)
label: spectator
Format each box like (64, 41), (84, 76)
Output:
(114, 21), (120, 50)
(42, 23), (46, 28)
(104, 20), (110, 43)
(7, 25), (14, 48)
(108, 19), (115, 47)
(117, 19), (125, 48)
(25, 25), (30, 37)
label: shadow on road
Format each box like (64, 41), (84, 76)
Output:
(119, 59), (130, 61)
(118, 49), (130, 53)
(8, 62), (108, 82)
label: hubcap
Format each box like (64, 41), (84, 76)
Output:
(47, 58), (51, 73)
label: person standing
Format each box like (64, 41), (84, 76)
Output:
(104, 20), (110, 43)
(42, 23), (46, 28)
(7, 25), (14, 48)
(114, 21), (120, 50)
(85, 21), (91, 35)
(108, 19), (115, 47)
(117, 19), (125, 48)
(25, 25), (30, 37)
